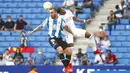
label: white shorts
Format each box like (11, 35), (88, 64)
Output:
(73, 28), (86, 38)
(65, 34), (74, 44)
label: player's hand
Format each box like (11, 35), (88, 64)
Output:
(28, 31), (33, 35)
(85, 19), (92, 24)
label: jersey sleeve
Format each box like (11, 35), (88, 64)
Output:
(41, 18), (49, 27)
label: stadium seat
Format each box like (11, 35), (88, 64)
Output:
(118, 59), (129, 64)
(0, 37), (5, 41)
(12, 8), (22, 13)
(115, 53), (123, 58)
(28, 37), (35, 41)
(0, 42), (10, 47)
(10, 42), (20, 46)
(109, 47), (117, 53)
(41, 42), (50, 47)
(93, 2), (100, 10)
(22, 8), (32, 13)
(88, 53), (95, 58)
(13, 0), (22, 2)
(30, 42), (41, 47)
(116, 25), (125, 30)
(0, 3), (8, 8)
(7, 3), (17, 8)
(17, 3), (27, 8)
(46, 47), (56, 53)
(117, 48), (127, 53)
(123, 53), (130, 58)
(27, 3), (37, 7)
(31, 20), (41, 25)
(5, 36), (16, 41)
(23, 53), (30, 59)
(111, 42), (121, 47)
(1, 31), (11, 35)
(2, 8), (12, 14)
(86, 47), (93, 53)
(120, 31), (130, 35)
(111, 31), (120, 36)
(108, 36), (115, 41)
(116, 36), (126, 41)
(44, 53), (56, 59)
(120, 19), (129, 25)
(35, 37), (48, 42)
(83, 8), (91, 14)
(122, 42), (130, 47)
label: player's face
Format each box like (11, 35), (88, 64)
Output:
(49, 9), (57, 19)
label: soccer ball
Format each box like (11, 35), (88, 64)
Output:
(43, 2), (52, 10)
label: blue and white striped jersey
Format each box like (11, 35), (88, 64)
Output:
(41, 16), (66, 38)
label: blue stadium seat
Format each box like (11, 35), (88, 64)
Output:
(35, 37), (48, 42)
(116, 25), (125, 30)
(27, 3), (37, 7)
(0, 37), (5, 41)
(28, 37), (35, 41)
(22, 8), (32, 13)
(0, 3), (8, 8)
(120, 31), (130, 35)
(41, 42), (50, 47)
(123, 53), (130, 58)
(17, 3), (27, 8)
(116, 36), (126, 41)
(2, 8), (12, 14)
(23, 53), (30, 59)
(4, 0), (13, 1)
(6, 36), (15, 41)
(93, 2), (100, 10)
(31, 20), (41, 25)
(115, 53), (123, 58)
(0, 42), (10, 47)
(36, 14), (46, 19)
(117, 48), (127, 53)
(41, 31), (48, 36)
(13, 0), (22, 2)
(12, 8), (22, 13)
(77, 14), (91, 19)
(120, 19), (129, 25)
(92, 0), (103, 4)
(111, 31), (120, 35)
(36, 3), (43, 8)
(122, 42), (130, 47)
(83, 8), (91, 14)
(30, 42), (41, 47)
(46, 47), (56, 53)
(1, 31), (11, 35)
(7, 3), (17, 8)
(109, 47), (117, 53)
(23, 0), (32, 1)
(10, 42), (20, 46)
(118, 59), (129, 64)
(32, 8), (41, 13)
(108, 36), (115, 41)
(11, 32), (20, 36)
(44, 53), (56, 59)
(111, 42), (121, 47)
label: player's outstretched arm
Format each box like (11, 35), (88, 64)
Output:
(28, 25), (43, 35)
(73, 16), (91, 23)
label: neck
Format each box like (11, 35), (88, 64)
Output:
(52, 15), (58, 20)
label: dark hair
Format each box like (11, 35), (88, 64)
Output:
(56, 7), (62, 13)
(5, 49), (9, 52)
(115, 5), (119, 9)
(20, 15), (23, 17)
(99, 26), (103, 29)
(50, 8), (57, 11)
(106, 50), (111, 53)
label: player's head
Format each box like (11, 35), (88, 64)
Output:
(49, 8), (57, 19)
(19, 15), (23, 21)
(106, 50), (112, 56)
(56, 8), (66, 15)
(7, 16), (12, 22)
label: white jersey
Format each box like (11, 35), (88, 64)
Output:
(60, 10), (76, 30)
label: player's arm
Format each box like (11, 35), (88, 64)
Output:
(28, 18), (48, 35)
(73, 16), (91, 23)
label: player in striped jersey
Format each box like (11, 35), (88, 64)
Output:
(28, 8), (73, 73)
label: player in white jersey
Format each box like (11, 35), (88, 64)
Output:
(28, 8), (73, 73)
(56, 8), (103, 54)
